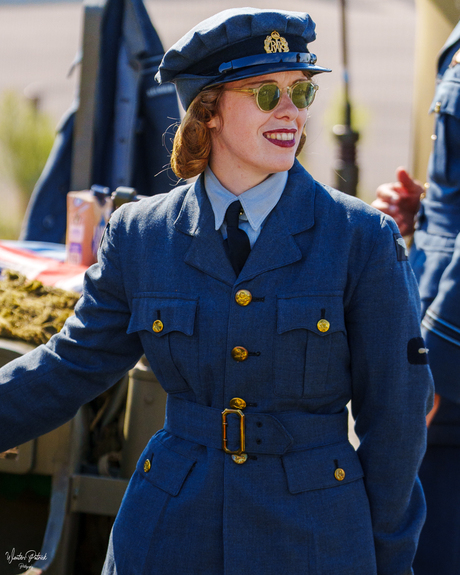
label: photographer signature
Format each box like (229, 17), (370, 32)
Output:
(5, 548), (47, 565)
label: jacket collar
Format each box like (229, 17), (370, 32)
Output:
(174, 160), (317, 285)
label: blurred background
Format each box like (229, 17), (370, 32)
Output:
(0, 0), (427, 240)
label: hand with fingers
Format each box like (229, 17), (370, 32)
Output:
(372, 167), (425, 236)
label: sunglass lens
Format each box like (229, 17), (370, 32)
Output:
(292, 82), (316, 109)
(257, 84), (280, 111)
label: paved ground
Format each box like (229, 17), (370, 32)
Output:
(0, 0), (418, 230)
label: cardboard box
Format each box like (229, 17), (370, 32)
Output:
(66, 190), (113, 266)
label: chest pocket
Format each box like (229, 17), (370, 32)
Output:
(274, 294), (348, 398)
(127, 294), (198, 394)
(429, 70), (460, 183)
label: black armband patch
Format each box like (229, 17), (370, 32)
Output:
(407, 337), (429, 365)
(394, 233), (408, 261)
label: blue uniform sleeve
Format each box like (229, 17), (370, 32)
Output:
(417, 41), (460, 405)
(421, 231), (460, 404)
(0, 211), (144, 452)
(346, 215), (434, 575)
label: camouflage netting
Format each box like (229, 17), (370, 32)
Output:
(0, 270), (80, 345)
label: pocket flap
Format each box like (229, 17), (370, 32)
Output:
(127, 294), (197, 337)
(137, 436), (196, 496)
(430, 76), (460, 118)
(282, 441), (363, 494)
(277, 294), (345, 336)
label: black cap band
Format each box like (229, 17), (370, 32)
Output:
(219, 52), (317, 74)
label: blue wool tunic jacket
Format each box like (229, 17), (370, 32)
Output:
(0, 161), (433, 575)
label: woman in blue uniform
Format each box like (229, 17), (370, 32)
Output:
(0, 8), (432, 575)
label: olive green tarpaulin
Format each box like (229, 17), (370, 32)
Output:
(0, 270), (79, 345)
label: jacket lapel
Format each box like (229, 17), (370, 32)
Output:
(174, 162), (317, 286)
(236, 161), (317, 284)
(174, 175), (236, 286)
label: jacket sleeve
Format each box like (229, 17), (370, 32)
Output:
(345, 214), (434, 575)
(421, 231), (460, 404)
(0, 210), (144, 452)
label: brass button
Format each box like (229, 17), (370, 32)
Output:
(334, 468), (345, 481)
(152, 320), (164, 333)
(235, 289), (252, 306)
(232, 453), (248, 464)
(317, 319), (330, 333)
(434, 101), (441, 114)
(144, 459), (151, 473)
(231, 346), (249, 362)
(229, 397), (246, 410)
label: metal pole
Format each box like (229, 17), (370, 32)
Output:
(70, 0), (108, 192)
(332, 0), (359, 196)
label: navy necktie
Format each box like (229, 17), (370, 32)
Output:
(224, 201), (251, 275)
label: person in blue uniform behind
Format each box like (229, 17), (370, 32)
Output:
(0, 8), (433, 575)
(374, 19), (460, 575)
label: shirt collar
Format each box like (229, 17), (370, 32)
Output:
(204, 167), (288, 232)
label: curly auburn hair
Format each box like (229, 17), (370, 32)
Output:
(170, 82), (308, 180)
(170, 86), (224, 180)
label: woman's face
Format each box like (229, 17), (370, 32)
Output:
(207, 70), (310, 193)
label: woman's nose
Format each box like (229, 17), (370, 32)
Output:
(274, 92), (299, 119)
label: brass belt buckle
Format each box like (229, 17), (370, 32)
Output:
(222, 408), (246, 455)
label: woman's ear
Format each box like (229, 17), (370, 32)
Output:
(206, 114), (221, 131)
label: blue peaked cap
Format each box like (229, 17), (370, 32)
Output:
(155, 7), (331, 110)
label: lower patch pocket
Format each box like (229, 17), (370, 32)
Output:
(136, 435), (197, 496)
(282, 442), (376, 574)
(282, 440), (363, 494)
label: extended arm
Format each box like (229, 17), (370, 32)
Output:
(0, 210), (144, 452)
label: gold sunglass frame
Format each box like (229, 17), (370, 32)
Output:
(223, 80), (319, 112)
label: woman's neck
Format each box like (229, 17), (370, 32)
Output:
(207, 163), (271, 196)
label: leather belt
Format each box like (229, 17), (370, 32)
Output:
(164, 395), (349, 456)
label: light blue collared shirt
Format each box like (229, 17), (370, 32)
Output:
(203, 167), (288, 248)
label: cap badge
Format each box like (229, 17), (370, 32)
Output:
(264, 31), (289, 54)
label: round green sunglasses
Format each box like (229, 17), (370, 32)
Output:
(224, 80), (319, 112)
